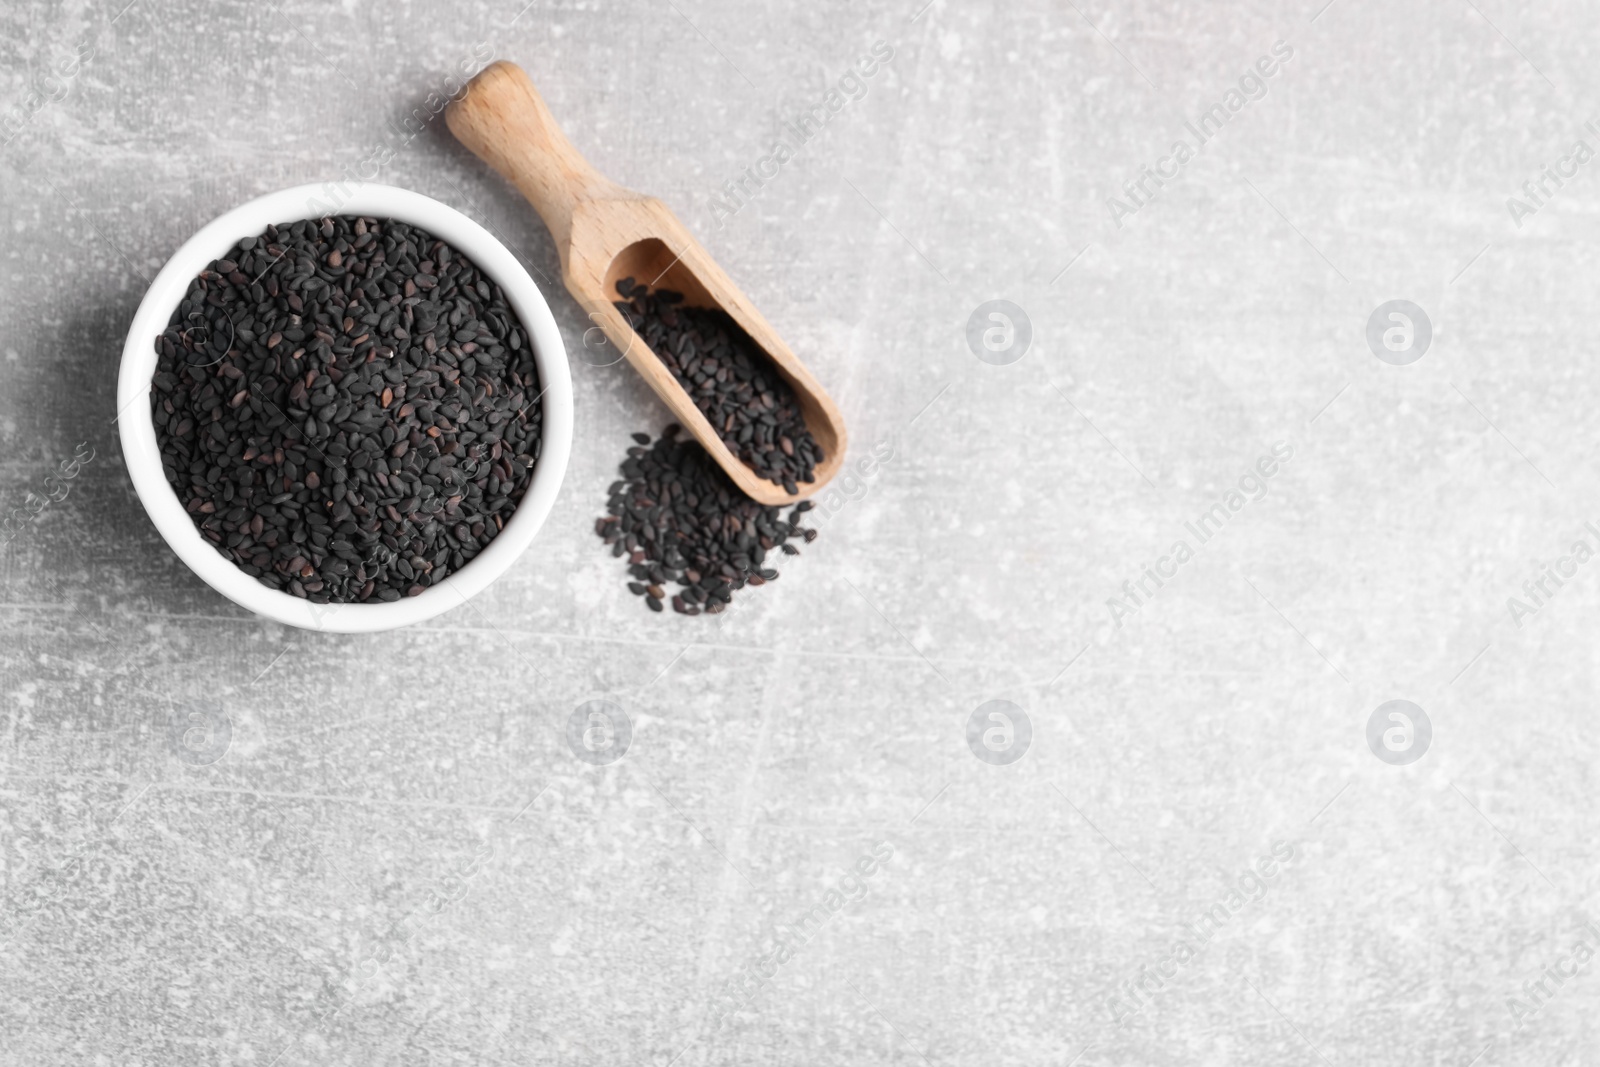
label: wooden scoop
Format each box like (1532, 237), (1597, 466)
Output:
(446, 61), (847, 505)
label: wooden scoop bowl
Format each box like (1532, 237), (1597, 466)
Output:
(446, 61), (846, 505)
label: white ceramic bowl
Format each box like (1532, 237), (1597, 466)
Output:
(117, 183), (572, 633)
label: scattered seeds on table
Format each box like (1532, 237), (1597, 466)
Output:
(152, 215), (543, 604)
(613, 279), (821, 494)
(596, 425), (815, 615)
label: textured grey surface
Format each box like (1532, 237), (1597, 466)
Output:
(2, 0), (1598, 1064)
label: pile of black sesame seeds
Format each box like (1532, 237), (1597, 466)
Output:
(151, 215), (543, 603)
(613, 279), (822, 493)
(597, 426), (816, 614)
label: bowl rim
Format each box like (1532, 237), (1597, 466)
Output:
(117, 182), (572, 633)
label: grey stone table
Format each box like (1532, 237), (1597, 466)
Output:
(2, 0), (1596, 1064)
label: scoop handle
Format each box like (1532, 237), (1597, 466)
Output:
(445, 62), (616, 256)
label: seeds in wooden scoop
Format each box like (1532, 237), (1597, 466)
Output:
(613, 278), (822, 494)
(596, 425), (815, 615)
